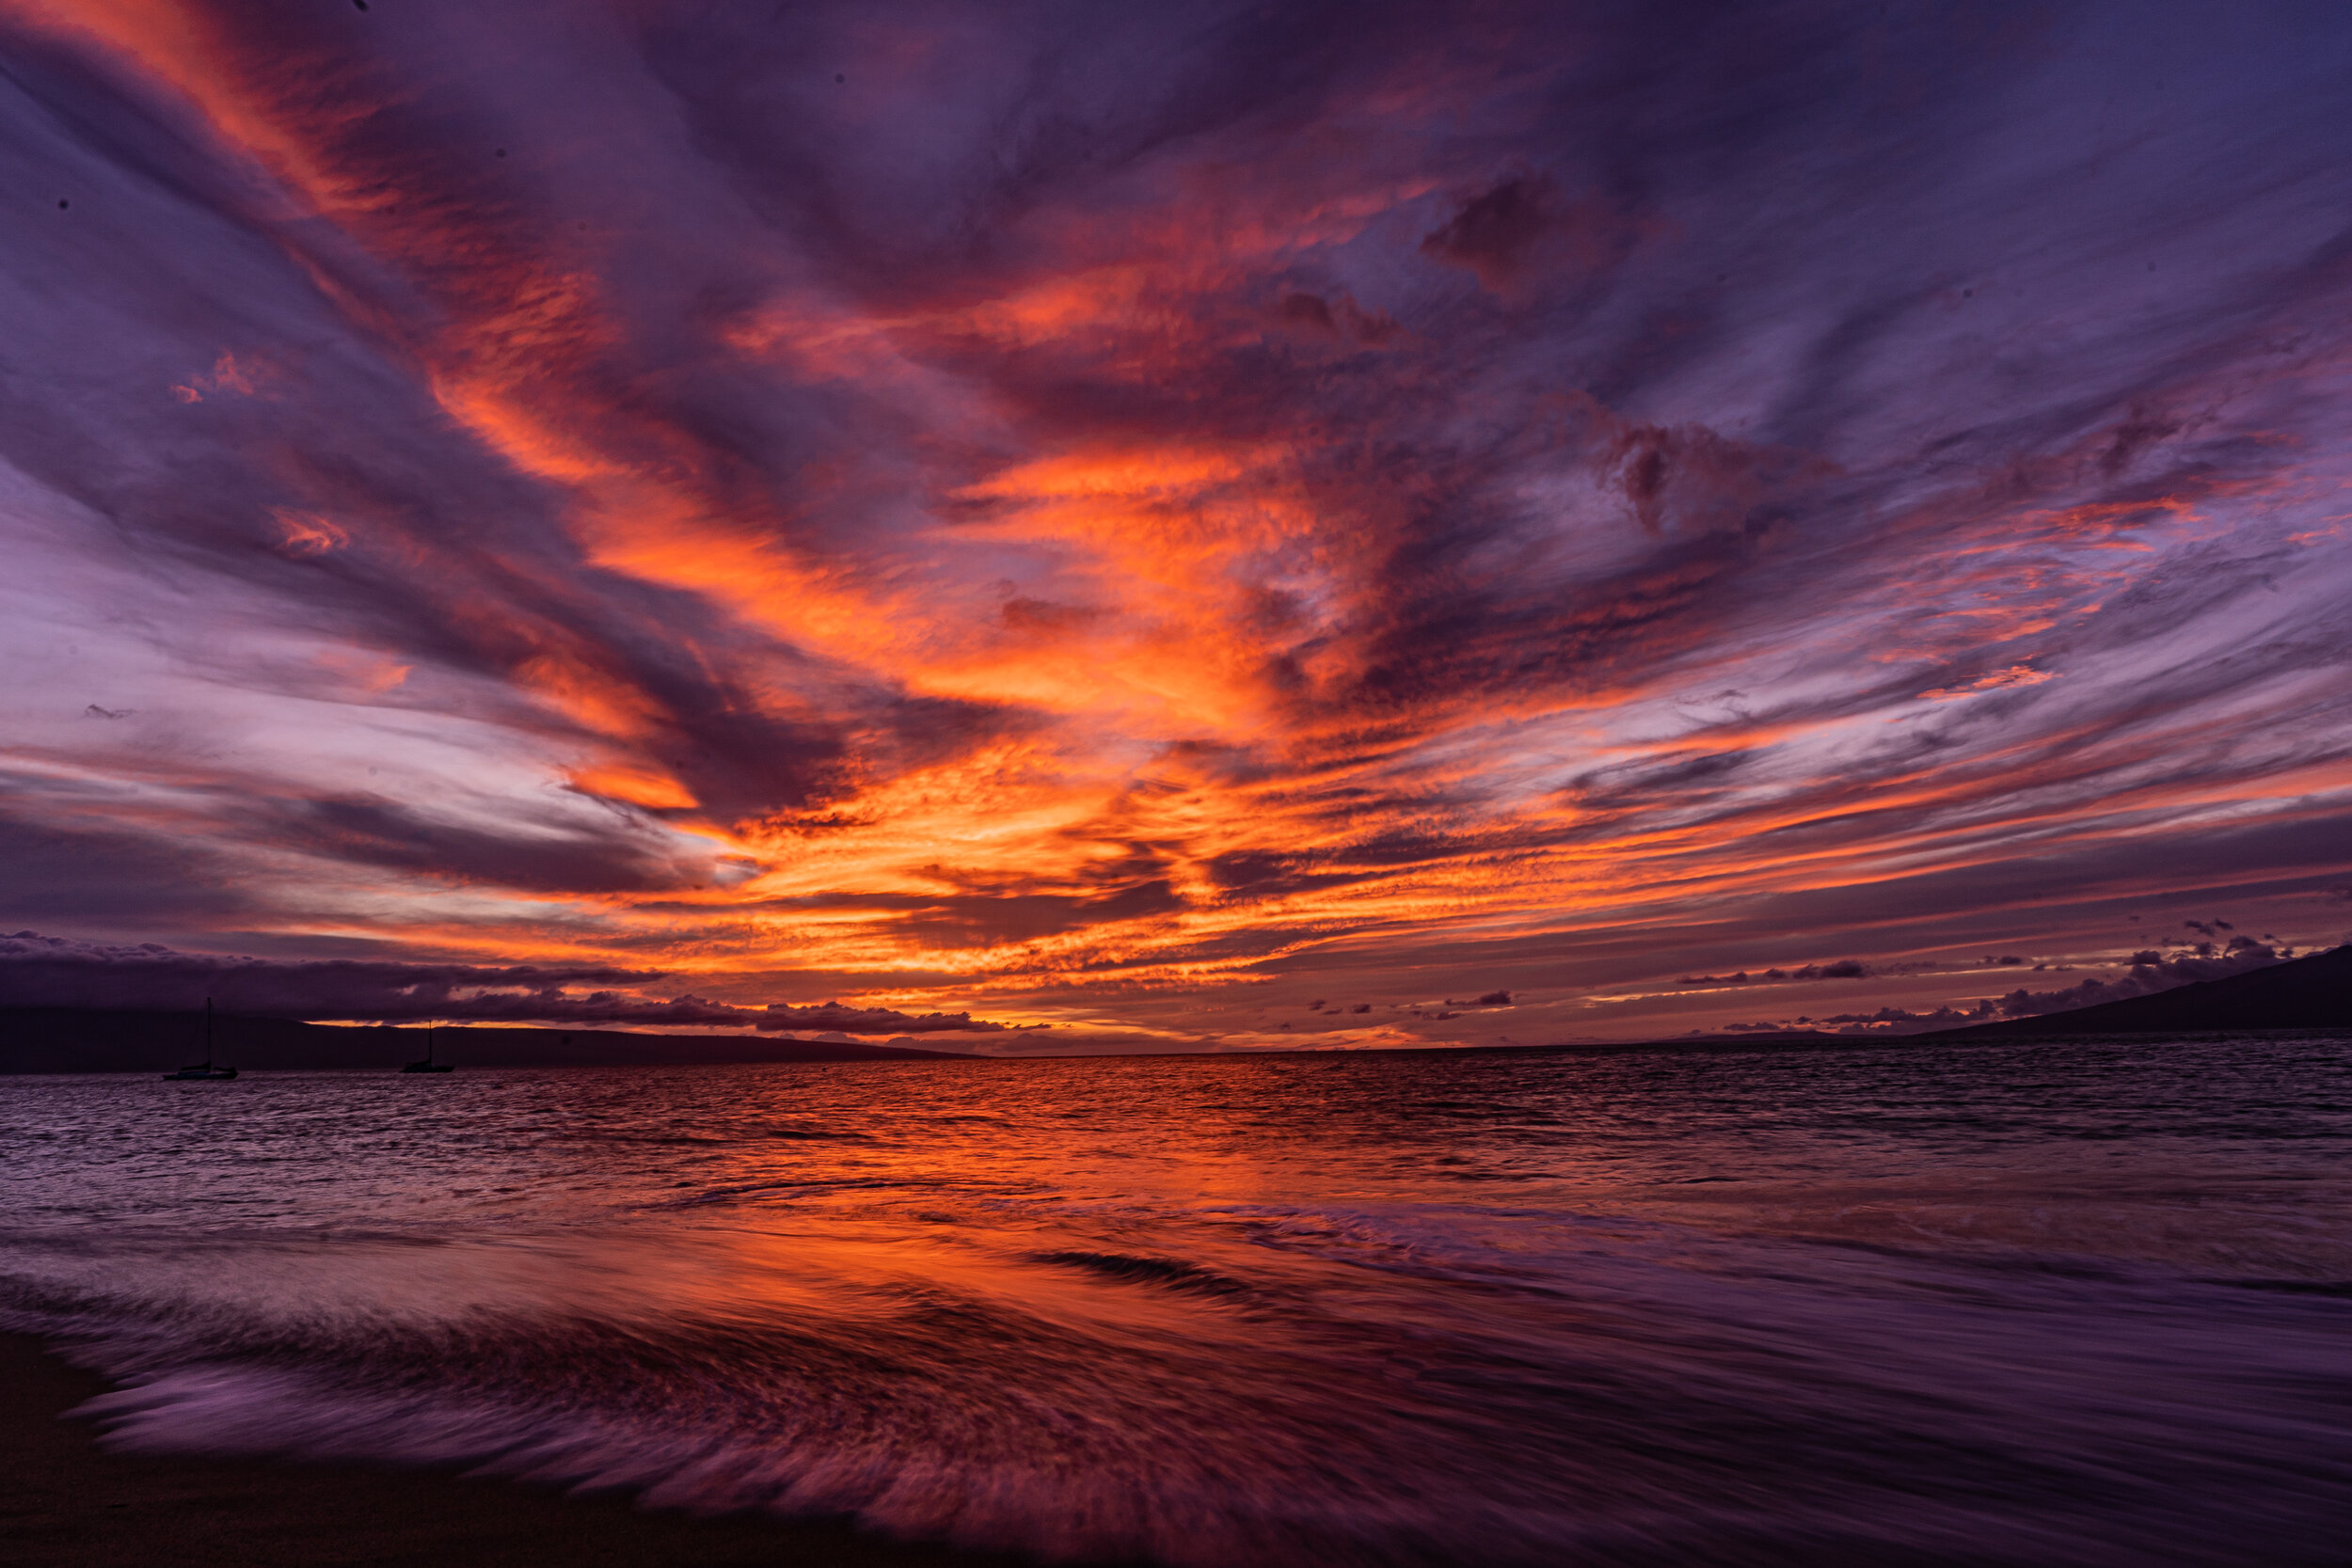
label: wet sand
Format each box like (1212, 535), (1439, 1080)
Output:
(0, 1334), (1040, 1567)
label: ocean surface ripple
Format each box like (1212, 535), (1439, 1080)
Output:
(3, 1038), (2349, 1565)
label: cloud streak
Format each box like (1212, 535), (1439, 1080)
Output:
(0, 933), (1011, 1032)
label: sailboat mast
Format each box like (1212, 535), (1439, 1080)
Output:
(202, 997), (213, 1067)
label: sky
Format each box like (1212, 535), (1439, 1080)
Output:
(4, 0), (2352, 1053)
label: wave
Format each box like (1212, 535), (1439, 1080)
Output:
(6, 1213), (2351, 1567)
(1028, 1250), (1255, 1296)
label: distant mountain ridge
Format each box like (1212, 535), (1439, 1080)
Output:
(1925, 942), (2352, 1038)
(0, 1009), (964, 1073)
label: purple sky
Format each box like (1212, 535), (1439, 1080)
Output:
(3, 1), (2351, 1051)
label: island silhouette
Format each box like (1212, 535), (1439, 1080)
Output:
(1921, 942), (2352, 1038)
(0, 1014), (961, 1073)
(4, 944), (2346, 1071)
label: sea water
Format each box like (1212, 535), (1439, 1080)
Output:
(1, 1037), (2347, 1565)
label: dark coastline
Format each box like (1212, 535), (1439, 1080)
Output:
(1462, 943), (2352, 1057)
(8, 942), (2347, 1074)
(1446, 1025), (2352, 1058)
(0, 1334), (1035, 1568)
(0, 1011), (965, 1073)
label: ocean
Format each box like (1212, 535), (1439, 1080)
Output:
(2, 1037), (2347, 1565)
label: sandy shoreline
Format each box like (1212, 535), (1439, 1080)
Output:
(0, 1333), (1041, 1567)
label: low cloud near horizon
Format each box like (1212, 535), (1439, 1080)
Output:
(0, 933), (1016, 1035)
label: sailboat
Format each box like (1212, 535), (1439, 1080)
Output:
(401, 1023), (454, 1073)
(162, 999), (238, 1080)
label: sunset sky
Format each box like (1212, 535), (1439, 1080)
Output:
(5, 0), (2352, 1051)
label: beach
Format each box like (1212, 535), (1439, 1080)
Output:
(0, 1334), (1025, 1568)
